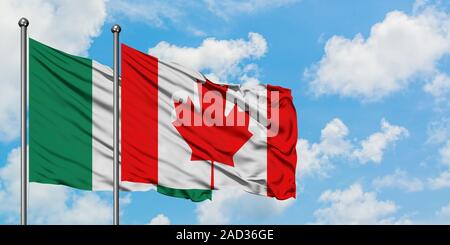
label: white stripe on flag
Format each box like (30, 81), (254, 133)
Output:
(92, 61), (152, 191)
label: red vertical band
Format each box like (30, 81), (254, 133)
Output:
(267, 85), (298, 200)
(121, 44), (158, 184)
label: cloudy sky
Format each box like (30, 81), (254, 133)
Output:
(1, 0), (450, 224)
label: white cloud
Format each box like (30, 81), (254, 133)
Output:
(0, 85), (19, 142)
(297, 139), (330, 177)
(0, 0), (107, 142)
(313, 183), (410, 224)
(196, 188), (294, 224)
(428, 170), (450, 189)
(318, 118), (352, 156)
(0, 148), (22, 215)
(352, 119), (409, 164)
(424, 73), (450, 98)
(439, 140), (450, 165)
(148, 214), (171, 225)
(437, 202), (450, 217)
(372, 169), (424, 192)
(0, 148), (113, 224)
(204, 0), (297, 20)
(298, 118), (350, 177)
(306, 6), (450, 101)
(148, 32), (267, 83)
(299, 118), (408, 177)
(39, 191), (111, 225)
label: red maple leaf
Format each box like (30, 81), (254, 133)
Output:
(173, 80), (253, 177)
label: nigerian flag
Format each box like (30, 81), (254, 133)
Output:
(28, 38), (152, 192)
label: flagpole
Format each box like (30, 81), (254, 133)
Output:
(112, 24), (121, 226)
(19, 17), (29, 226)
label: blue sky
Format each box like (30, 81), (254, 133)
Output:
(1, 0), (450, 224)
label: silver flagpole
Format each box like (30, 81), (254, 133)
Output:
(111, 24), (121, 226)
(18, 17), (29, 226)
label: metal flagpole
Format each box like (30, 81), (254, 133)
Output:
(112, 24), (121, 226)
(19, 17), (29, 226)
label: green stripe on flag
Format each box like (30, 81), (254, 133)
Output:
(157, 185), (212, 202)
(29, 38), (93, 190)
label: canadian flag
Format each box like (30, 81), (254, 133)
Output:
(121, 44), (298, 201)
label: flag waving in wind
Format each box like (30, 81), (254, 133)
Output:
(121, 44), (298, 201)
(27, 38), (297, 202)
